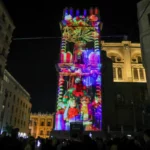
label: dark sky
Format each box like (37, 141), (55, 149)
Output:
(3, 0), (140, 113)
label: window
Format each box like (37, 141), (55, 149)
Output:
(47, 131), (50, 135)
(47, 121), (51, 126)
(16, 108), (18, 113)
(148, 13), (150, 25)
(40, 130), (43, 135)
(116, 57), (121, 62)
(132, 58), (136, 63)
(4, 75), (9, 83)
(40, 121), (44, 126)
(133, 68), (138, 79)
(139, 68), (144, 80)
(118, 68), (122, 79)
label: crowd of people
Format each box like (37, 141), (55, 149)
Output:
(0, 128), (150, 150)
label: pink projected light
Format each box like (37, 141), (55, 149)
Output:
(55, 8), (102, 131)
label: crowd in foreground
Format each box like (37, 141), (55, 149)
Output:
(0, 128), (150, 150)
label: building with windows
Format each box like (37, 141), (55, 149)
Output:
(0, 70), (32, 135)
(137, 0), (150, 99)
(0, 0), (15, 88)
(29, 113), (54, 138)
(101, 41), (149, 131)
(101, 41), (146, 83)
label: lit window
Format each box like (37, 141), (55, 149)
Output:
(118, 68), (122, 79)
(139, 68), (144, 80)
(133, 68), (138, 79)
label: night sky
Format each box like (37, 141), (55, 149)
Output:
(3, 0), (140, 113)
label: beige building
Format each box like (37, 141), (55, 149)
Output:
(29, 113), (54, 138)
(0, 70), (32, 135)
(137, 0), (150, 99)
(0, 0), (15, 86)
(101, 41), (146, 83)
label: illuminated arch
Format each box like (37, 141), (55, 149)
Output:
(107, 51), (124, 62)
(131, 51), (142, 63)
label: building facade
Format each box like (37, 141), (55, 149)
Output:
(101, 41), (146, 83)
(29, 113), (54, 138)
(101, 41), (149, 131)
(0, 70), (32, 135)
(0, 0), (15, 87)
(137, 0), (150, 99)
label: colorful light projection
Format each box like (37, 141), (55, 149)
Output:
(55, 8), (102, 131)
